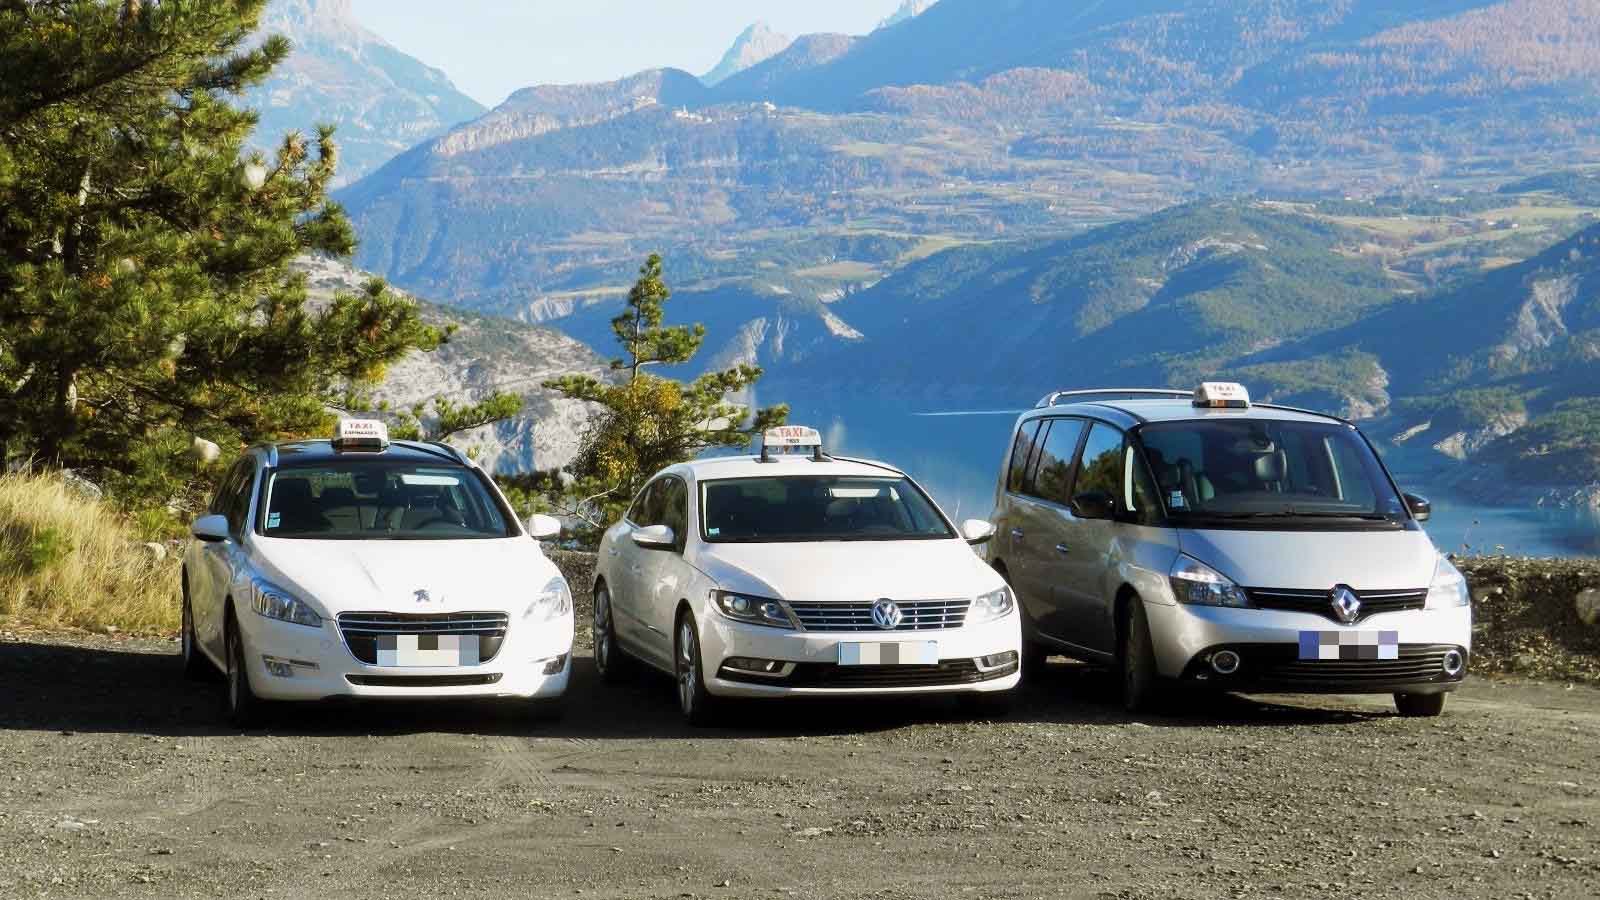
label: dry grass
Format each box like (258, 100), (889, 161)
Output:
(0, 473), (179, 635)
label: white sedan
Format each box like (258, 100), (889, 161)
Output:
(180, 421), (573, 726)
(592, 427), (1022, 725)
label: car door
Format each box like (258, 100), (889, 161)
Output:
(197, 459), (258, 660)
(1053, 421), (1127, 656)
(1006, 417), (1086, 642)
(611, 479), (664, 651)
(633, 475), (693, 670)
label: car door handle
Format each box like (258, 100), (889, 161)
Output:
(1010, 528), (1025, 540)
(1054, 543), (1071, 555)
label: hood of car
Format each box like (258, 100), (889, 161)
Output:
(252, 537), (560, 617)
(691, 539), (1001, 605)
(1178, 526), (1437, 591)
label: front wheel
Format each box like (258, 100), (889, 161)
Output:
(674, 612), (721, 727)
(1120, 596), (1164, 714)
(592, 583), (632, 685)
(223, 615), (266, 729)
(1394, 692), (1447, 717)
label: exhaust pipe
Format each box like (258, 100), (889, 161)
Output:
(1442, 649), (1465, 677)
(1210, 650), (1241, 675)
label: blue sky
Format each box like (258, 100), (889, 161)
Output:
(349, 1), (909, 107)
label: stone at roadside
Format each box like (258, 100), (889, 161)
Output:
(1575, 589), (1600, 627)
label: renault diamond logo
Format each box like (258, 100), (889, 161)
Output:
(1330, 585), (1362, 625)
(871, 598), (903, 630)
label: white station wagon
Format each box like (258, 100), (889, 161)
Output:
(180, 421), (574, 726)
(592, 426), (1022, 725)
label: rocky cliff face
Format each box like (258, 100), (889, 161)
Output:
(249, 0), (485, 185)
(295, 257), (607, 474)
(701, 22), (794, 87)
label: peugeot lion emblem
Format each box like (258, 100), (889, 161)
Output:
(871, 598), (903, 630)
(413, 589), (432, 605)
(1330, 585), (1361, 625)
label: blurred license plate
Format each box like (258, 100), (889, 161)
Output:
(1298, 630), (1398, 661)
(377, 634), (480, 667)
(838, 641), (938, 666)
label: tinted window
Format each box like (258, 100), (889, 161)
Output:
(260, 463), (513, 540)
(659, 477), (688, 552)
(701, 476), (953, 543)
(1136, 419), (1404, 526)
(1028, 418), (1084, 504)
(1072, 423), (1124, 508)
(210, 460), (248, 516)
(628, 479), (666, 527)
(1006, 421), (1042, 493)
(225, 464), (255, 535)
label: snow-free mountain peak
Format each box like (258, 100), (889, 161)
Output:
(701, 21), (795, 86)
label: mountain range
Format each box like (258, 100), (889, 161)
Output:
(249, 0), (484, 185)
(244, 0), (1600, 506)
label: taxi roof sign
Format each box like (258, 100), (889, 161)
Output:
(760, 425), (825, 462)
(333, 418), (389, 451)
(1193, 382), (1250, 409)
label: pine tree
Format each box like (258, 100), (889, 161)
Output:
(0, 0), (446, 502)
(544, 254), (787, 531)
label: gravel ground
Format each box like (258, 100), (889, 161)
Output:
(0, 632), (1596, 900)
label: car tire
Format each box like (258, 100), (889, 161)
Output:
(1120, 596), (1163, 714)
(1394, 692), (1447, 717)
(958, 690), (1015, 721)
(223, 613), (266, 729)
(180, 580), (214, 681)
(674, 611), (721, 727)
(592, 583), (633, 685)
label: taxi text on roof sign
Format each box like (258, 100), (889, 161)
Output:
(763, 425), (823, 448)
(335, 418), (390, 450)
(1193, 382), (1251, 409)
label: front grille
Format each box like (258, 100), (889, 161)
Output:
(727, 658), (1016, 689)
(337, 612), (509, 665)
(1190, 643), (1463, 687)
(787, 599), (970, 632)
(1245, 587), (1427, 623)
(346, 673), (503, 688)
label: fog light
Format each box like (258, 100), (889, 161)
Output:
(261, 655), (318, 678)
(1210, 650), (1241, 675)
(724, 656), (785, 674)
(977, 651), (1019, 671)
(540, 654), (569, 675)
(1442, 649), (1465, 677)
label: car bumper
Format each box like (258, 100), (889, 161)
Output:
(236, 610), (574, 702)
(697, 609), (1023, 698)
(1145, 600), (1472, 694)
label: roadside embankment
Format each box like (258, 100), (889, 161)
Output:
(1456, 555), (1600, 684)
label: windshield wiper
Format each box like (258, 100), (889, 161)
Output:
(1183, 510), (1395, 522)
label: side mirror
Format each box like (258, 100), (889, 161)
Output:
(630, 524), (677, 551)
(191, 513), (230, 543)
(1404, 493), (1431, 522)
(526, 514), (562, 541)
(961, 519), (997, 545)
(1070, 491), (1116, 521)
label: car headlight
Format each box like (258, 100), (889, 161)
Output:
(968, 586), (1014, 624)
(1426, 556), (1471, 609)
(525, 576), (573, 622)
(250, 579), (323, 628)
(711, 590), (795, 630)
(1168, 555), (1250, 608)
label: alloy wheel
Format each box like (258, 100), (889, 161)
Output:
(676, 620), (697, 717)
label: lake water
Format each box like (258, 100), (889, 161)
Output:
(791, 400), (1600, 560)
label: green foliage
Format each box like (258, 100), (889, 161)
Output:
(0, 0), (446, 517)
(543, 256), (788, 535)
(387, 392), (524, 443)
(20, 526), (71, 576)
(1480, 398), (1600, 485)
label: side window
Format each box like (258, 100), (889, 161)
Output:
(1073, 423), (1125, 508)
(225, 463), (256, 535)
(1006, 421), (1042, 494)
(1126, 446), (1163, 526)
(627, 479), (664, 527)
(1028, 418), (1085, 504)
(210, 460), (246, 516)
(659, 477), (688, 552)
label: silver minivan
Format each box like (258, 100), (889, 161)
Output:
(987, 384), (1472, 717)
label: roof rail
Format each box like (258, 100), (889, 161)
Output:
(426, 441), (474, 466)
(1252, 402), (1351, 425)
(1035, 389), (1192, 409)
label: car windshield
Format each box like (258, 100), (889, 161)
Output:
(701, 475), (954, 543)
(1135, 418), (1406, 527)
(259, 463), (515, 540)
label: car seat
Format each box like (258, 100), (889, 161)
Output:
(270, 479), (330, 533)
